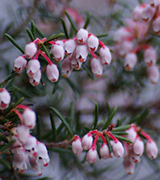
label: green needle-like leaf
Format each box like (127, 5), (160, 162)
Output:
(112, 124), (130, 132)
(44, 33), (65, 44)
(65, 12), (78, 33)
(50, 112), (57, 142)
(92, 103), (99, 129)
(83, 13), (91, 29)
(31, 20), (36, 38)
(113, 134), (133, 143)
(61, 18), (69, 39)
(96, 34), (108, 38)
(26, 28), (35, 41)
(0, 159), (11, 169)
(50, 107), (73, 137)
(5, 33), (24, 54)
(40, 43), (51, 59)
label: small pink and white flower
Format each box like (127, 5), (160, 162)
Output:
(125, 127), (137, 143)
(72, 136), (83, 155)
(61, 58), (73, 78)
(144, 47), (157, 66)
(147, 65), (159, 84)
(133, 138), (144, 156)
(123, 156), (135, 174)
(150, 0), (160, 7)
(87, 34), (99, 52)
(124, 53), (137, 71)
(25, 42), (37, 59)
(146, 140), (158, 159)
(64, 39), (76, 56)
(152, 16), (160, 34)
(26, 59), (40, 77)
(99, 46), (112, 65)
(118, 41), (133, 56)
(29, 157), (42, 176)
(142, 4), (155, 22)
(100, 143), (110, 159)
(29, 69), (41, 86)
(0, 88), (11, 110)
(82, 133), (93, 150)
(14, 56), (27, 73)
(16, 124), (30, 144)
(10, 135), (23, 154)
(111, 140), (124, 158)
(76, 28), (88, 44)
(132, 5), (145, 21)
(22, 108), (36, 129)
(51, 44), (65, 61)
(114, 27), (132, 43)
(46, 64), (59, 82)
(76, 45), (88, 62)
(86, 147), (98, 164)
(90, 58), (103, 77)
(24, 135), (37, 157)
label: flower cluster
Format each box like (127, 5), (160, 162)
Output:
(9, 104), (50, 176)
(71, 123), (158, 174)
(13, 28), (112, 86)
(113, 0), (160, 84)
(0, 88), (11, 110)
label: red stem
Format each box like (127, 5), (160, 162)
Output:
(140, 130), (152, 142)
(99, 40), (106, 49)
(89, 50), (98, 59)
(106, 132), (118, 143)
(12, 109), (24, 124)
(92, 135), (99, 148)
(88, 130), (107, 144)
(16, 105), (28, 110)
(39, 50), (52, 65)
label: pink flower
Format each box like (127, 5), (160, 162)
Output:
(64, 39), (76, 56)
(0, 88), (11, 110)
(76, 45), (88, 63)
(46, 64), (59, 82)
(24, 135), (37, 157)
(146, 140), (158, 159)
(99, 46), (112, 65)
(72, 136), (83, 155)
(124, 53), (137, 71)
(142, 4), (155, 22)
(29, 157), (42, 176)
(25, 42), (37, 59)
(22, 108), (36, 129)
(90, 58), (103, 77)
(114, 27), (132, 43)
(111, 140), (124, 158)
(61, 58), (73, 78)
(87, 34), (99, 52)
(147, 65), (159, 84)
(86, 147), (98, 164)
(125, 127), (137, 143)
(29, 70), (41, 86)
(16, 124), (30, 144)
(14, 56), (27, 73)
(152, 16), (160, 34)
(123, 156), (135, 174)
(26, 59), (40, 77)
(100, 143), (110, 159)
(76, 28), (88, 44)
(133, 138), (144, 156)
(51, 44), (65, 61)
(132, 5), (145, 21)
(82, 134), (93, 150)
(144, 47), (157, 66)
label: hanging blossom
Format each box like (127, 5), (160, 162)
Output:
(71, 123), (158, 175)
(9, 103), (50, 176)
(113, 1), (160, 84)
(13, 28), (112, 86)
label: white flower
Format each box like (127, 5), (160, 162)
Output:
(90, 58), (103, 77)
(111, 140), (124, 158)
(51, 44), (65, 61)
(72, 136), (83, 155)
(99, 46), (112, 65)
(146, 140), (158, 159)
(86, 147), (98, 164)
(24, 135), (37, 157)
(100, 143), (110, 159)
(0, 88), (11, 110)
(16, 124), (30, 144)
(133, 138), (144, 156)
(26, 59), (40, 77)
(46, 64), (59, 82)
(144, 47), (157, 66)
(64, 39), (76, 56)
(22, 108), (36, 129)
(29, 70), (41, 86)
(87, 34), (99, 52)
(25, 42), (37, 59)
(147, 65), (159, 84)
(76, 28), (88, 44)
(82, 134), (93, 150)
(142, 4), (155, 22)
(124, 53), (137, 71)
(14, 56), (27, 73)
(123, 156), (135, 174)
(76, 45), (88, 62)
(61, 58), (73, 78)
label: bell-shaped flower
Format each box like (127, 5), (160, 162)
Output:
(129, 151), (141, 163)
(87, 34), (99, 52)
(46, 63), (59, 82)
(61, 58), (73, 78)
(111, 140), (124, 158)
(26, 59), (40, 77)
(16, 124), (30, 144)
(0, 88), (11, 110)
(76, 45), (88, 62)
(22, 108), (36, 129)
(144, 47), (157, 66)
(10, 135), (23, 154)
(90, 58), (103, 77)
(29, 157), (42, 176)
(29, 70), (41, 87)
(123, 156), (135, 174)
(36, 142), (50, 167)
(64, 39), (76, 56)
(132, 5), (145, 21)
(146, 140), (158, 159)
(114, 27), (132, 43)
(86, 147), (98, 164)
(82, 133), (93, 150)
(100, 143), (110, 159)
(14, 56), (27, 73)
(142, 4), (155, 22)
(150, 0), (160, 7)
(124, 53), (137, 71)
(133, 138), (144, 156)
(72, 136), (83, 155)
(147, 65), (159, 84)
(99, 46), (112, 65)
(118, 41), (133, 56)
(125, 127), (137, 143)
(152, 16), (160, 35)
(24, 135), (37, 157)
(55, 40), (64, 47)
(51, 44), (65, 61)
(25, 42), (37, 59)
(76, 28), (88, 44)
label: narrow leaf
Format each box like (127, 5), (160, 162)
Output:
(40, 43), (51, 59)
(92, 103), (99, 129)
(56, 122), (64, 135)
(5, 33), (24, 54)
(50, 112), (57, 142)
(35, 26), (45, 38)
(112, 125), (130, 132)
(102, 106), (117, 130)
(26, 28), (35, 41)
(83, 13), (91, 29)
(113, 134), (133, 143)
(96, 34), (108, 38)
(65, 12), (78, 33)
(111, 132), (128, 135)
(50, 107), (73, 137)
(61, 18), (69, 39)
(44, 33), (65, 44)
(31, 20), (36, 38)
(64, 78), (80, 94)
(82, 64), (94, 80)
(105, 135), (112, 153)
(0, 159), (11, 169)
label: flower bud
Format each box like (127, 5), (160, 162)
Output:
(29, 70), (41, 86)
(144, 47), (157, 66)
(146, 140), (158, 159)
(22, 108), (36, 129)
(111, 140), (124, 158)
(142, 5), (155, 22)
(114, 27), (132, 43)
(132, 5), (145, 21)
(0, 88), (11, 110)
(124, 53), (137, 71)
(55, 40), (64, 47)
(25, 42), (37, 59)
(90, 58), (103, 77)
(51, 44), (65, 61)
(14, 56), (27, 73)
(133, 138), (144, 156)
(72, 136), (83, 155)
(100, 143), (110, 159)
(26, 59), (40, 77)
(86, 147), (98, 164)
(61, 58), (73, 78)
(76, 28), (88, 44)
(24, 135), (37, 157)
(147, 65), (159, 84)
(64, 39), (76, 56)
(87, 34), (99, 52)
(125, 127), (137, 143)
(123, 156), (135, 174)
(46, 63), (59, 82)
(99, 46), (112, 65)
(36, 143), (50, 167)
(152, 16), (160, 35)
(16, 124), (30, 144)
(76, 45), (88, 62)
(82, 134), (93, 150)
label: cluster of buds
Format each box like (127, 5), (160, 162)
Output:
(9, 104), (50, 175)
(113, 0), (160, 84)
(71, 123), (158, 175)
(123, 124), (158, 174)
(0, 88), (11, 110)
(13, 28), (112, 86)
